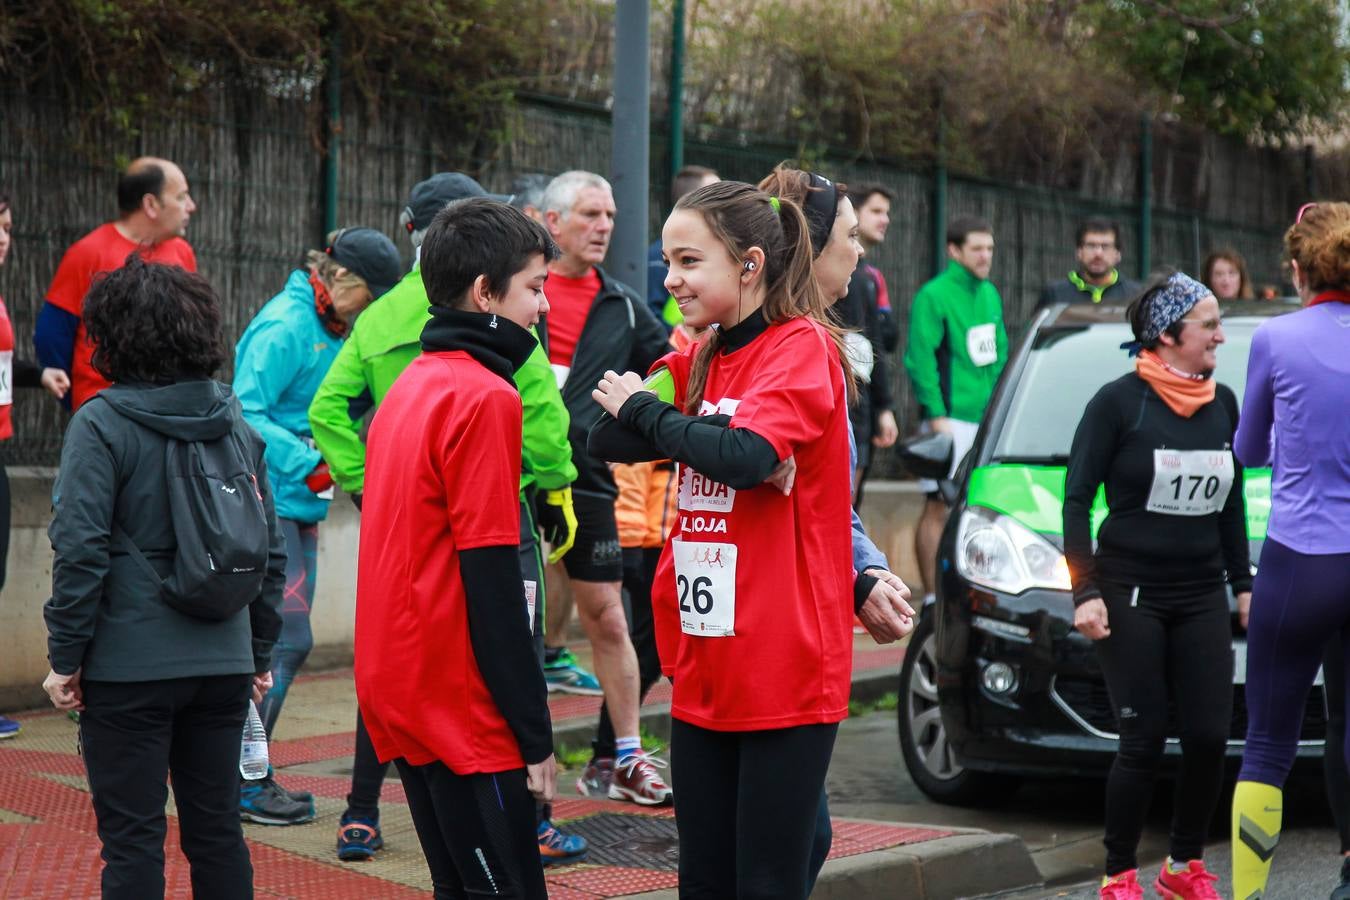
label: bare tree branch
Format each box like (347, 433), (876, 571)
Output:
(1136, 0), (1252, 50)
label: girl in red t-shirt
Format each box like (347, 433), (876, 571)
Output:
(592, 180), (855, 899)
(0, 191), (72, 740)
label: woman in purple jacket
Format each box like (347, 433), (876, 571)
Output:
(1231, 201), (1350, 900)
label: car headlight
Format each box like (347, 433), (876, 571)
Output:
(956, 506), (1072, 595)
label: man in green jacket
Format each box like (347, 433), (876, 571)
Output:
(903, 215), (1007, 606)
(307, 172), (589, 868)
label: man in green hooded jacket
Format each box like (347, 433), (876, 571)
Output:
(903, 215), (1007, 605)
(307, 173), (588, 868)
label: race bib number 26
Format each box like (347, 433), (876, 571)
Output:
(672, 538), (737, 637)
(1146, 449), (1234, 516)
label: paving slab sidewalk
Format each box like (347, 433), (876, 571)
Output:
(0, 637), (1039, 899)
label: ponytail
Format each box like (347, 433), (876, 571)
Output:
(676, 181), (858, 413)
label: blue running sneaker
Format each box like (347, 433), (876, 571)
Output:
(0, 716), (20, 740)
(537, 819), (587, 866)
(543, 648), (602, 696)
(336, 813), (383, 861)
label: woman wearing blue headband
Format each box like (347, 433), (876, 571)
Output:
(1064, 270), (1250, 899)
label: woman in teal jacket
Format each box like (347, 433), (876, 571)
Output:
(233, 227), (400, 824)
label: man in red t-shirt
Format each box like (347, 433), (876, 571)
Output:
(34, 157), (198, 409)
(355, 198), (558, 897)
(536, 170), (672, 805)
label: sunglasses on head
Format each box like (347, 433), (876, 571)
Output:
(1295, 202), (1317, 224)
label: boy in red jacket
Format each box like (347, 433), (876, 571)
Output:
(354, 198), (558, 897)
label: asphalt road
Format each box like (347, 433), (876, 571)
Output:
(823, 709), (1345, 899)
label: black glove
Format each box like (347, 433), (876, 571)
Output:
(534, 485), (577, 563)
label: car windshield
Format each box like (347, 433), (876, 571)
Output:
(990, 319), (1260, 463)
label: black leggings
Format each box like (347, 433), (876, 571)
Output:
(669, 719), (838, 899)
(393, 759), (546, 900)
(1094, 581), (1233, 875)
(594, 546), (664, 758)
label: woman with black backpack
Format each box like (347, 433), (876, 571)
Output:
(42, 257), (286, 900)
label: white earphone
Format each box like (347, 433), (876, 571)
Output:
(743, 260), (757, 272)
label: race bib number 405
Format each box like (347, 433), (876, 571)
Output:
(966, 323), (998, 367)
(672, 538), (737, 637)
(1146, 449), (1234, 516)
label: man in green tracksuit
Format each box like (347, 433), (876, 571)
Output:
(903, 215), (1007, 605)
(307, 173), (589, 868)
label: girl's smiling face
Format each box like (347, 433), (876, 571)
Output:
(662, 209), (763, 330)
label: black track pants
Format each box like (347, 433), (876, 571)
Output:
(393, 759), (546, 899)
(1094, 581), (1232, 875)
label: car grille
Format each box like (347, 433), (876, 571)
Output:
(1052, 675), (1328, 743)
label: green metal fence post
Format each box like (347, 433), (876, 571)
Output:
(1137, 114), (1152, 279)
(667, 0), (686, 190)
(322, 28), (341, 239)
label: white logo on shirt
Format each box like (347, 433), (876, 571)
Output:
(679, 469), (735, 513)
(698, 397), (741, 417)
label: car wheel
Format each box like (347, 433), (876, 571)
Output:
(898, 612), (1020, 806)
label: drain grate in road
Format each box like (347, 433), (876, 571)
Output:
(561, 813), (680, 870)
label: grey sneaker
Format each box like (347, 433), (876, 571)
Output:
(240, 776), (315, 825)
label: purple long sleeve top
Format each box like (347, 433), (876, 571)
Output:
(1234, 301), (1350, 555)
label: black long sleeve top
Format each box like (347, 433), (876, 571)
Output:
(587, 311), (782, 489)
(1063, 372), (1252, 607)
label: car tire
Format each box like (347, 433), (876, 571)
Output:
(898, 612), (1020, 806)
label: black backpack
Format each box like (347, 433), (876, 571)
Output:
(110, 410), (271, 621)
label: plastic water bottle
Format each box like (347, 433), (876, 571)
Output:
(239, 700), (269, 780)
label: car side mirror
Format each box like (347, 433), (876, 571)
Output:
(897, 431), (954, 481)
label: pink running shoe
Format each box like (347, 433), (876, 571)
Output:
(1155, 859), (1221, 900)
(1099, 869), (1144, 900)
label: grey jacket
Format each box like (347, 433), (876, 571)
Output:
(45, 381), (285, 681)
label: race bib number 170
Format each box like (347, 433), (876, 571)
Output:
(1146, 449), (1234, 516)
(672, 538), (737, 637)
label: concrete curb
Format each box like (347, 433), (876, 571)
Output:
(813, 829), (1041, 900)
(612, 827), (1041, 900)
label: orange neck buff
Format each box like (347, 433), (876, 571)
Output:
(1134, 349), (1215, 418)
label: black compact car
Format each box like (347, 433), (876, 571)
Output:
(896, 301), (1323, 805)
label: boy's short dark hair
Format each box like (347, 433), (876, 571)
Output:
(1076, 217), (1123, 250)
(848, 182), (896, 208)
(946, 215), (993, 248)
(116, 164), (167, 215)
(420, 199), (560, 309)
(671, 165), (718, 205)
(84, 255), (226, 383)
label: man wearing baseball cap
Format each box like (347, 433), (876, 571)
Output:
(308, 173), (587, 866)
(233, 225), (401, 826)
